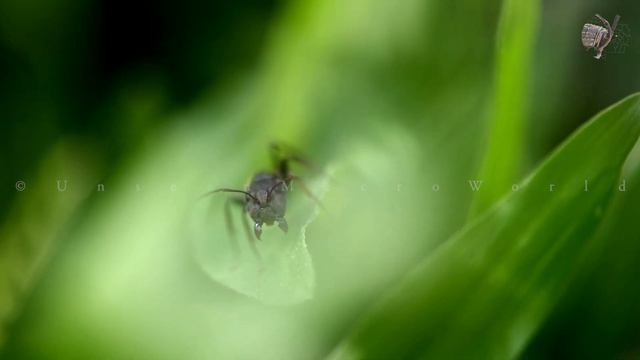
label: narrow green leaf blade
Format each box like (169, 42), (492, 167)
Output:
(470, 0), (541, 217)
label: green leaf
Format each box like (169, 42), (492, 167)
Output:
(521, 125), (640, 358)
(329, 93), (640, 360)
(0, 141), (100, 347)
(469, 0), (541, 217)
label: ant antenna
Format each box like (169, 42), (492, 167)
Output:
(201, 188), (259, 202)
(595, 14), (610, 29)
(266, 180), (288, 200)
(287, 175), (326, 211)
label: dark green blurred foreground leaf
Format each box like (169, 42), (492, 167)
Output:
(330, 93), (640, 360)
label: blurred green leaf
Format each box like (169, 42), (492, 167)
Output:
(522, 125), (640, 358)
(330, 93), (640, 360)
(0, 140), (100, 347)
(470, 0), (540, 217)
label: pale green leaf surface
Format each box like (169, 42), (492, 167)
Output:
(189, 171), (330, 305)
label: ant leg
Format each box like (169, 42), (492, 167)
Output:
(270, 142), (313, 177)
(233, 198), (262, 262)
(277, 218), (288, 233)
(254, 223), (263, 240)
(223, 198), (241, 257)
(287, 175), (325, 211)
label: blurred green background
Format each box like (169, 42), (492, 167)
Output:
(2, 0), (640, 359)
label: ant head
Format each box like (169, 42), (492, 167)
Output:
(255, 189), (269, 207)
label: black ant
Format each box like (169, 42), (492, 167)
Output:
(202, 143), (321, 259)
